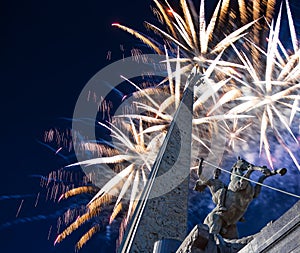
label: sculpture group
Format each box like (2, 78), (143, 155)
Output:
(194, 157), (287, 240)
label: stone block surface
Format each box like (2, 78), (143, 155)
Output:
(239, 200), (300, 253)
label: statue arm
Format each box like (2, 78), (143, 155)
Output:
(254, 167), (286, 198)
(234, 167), (255, 191)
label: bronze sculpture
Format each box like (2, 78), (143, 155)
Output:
(194, 157), (287, 239)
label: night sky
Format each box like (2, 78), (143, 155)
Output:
(0, 1), (300, 253)
(0, 0), (154, 252)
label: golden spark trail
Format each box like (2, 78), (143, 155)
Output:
(112, 23), (163, 54)
(75, 225), (100, 250)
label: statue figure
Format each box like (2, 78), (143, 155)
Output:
(194, 165), (227, 213)
(194, 157), (287, 240)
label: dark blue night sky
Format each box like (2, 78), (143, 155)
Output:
(0, 1), (153, 252)
(1, 1), (300, 253)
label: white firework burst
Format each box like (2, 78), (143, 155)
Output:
(53, 0), (300, 249)
(210, 0), (300, 169)
(54, 117), (166, 247)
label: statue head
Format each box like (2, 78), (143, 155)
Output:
(230, 157), (252, 179)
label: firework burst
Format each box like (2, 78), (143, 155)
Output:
(209, 0), (300, 169)
(54, 117), (166, 248)
(52, 0), (300, 250)
(113, 0), (256, 76)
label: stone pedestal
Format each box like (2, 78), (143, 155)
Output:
(239, 200), (300, 253)
(176, 200), (300, 253)
(176, 224), (251, 253)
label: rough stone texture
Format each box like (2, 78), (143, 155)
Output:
(176, 224), (210, 253)
(239, 200), (300, 253)
(176, 224), (252, 253)
(118, 78), (195, 253)
(175, 199), (300, 253)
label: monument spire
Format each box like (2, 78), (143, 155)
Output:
(118, 69), (199, 253)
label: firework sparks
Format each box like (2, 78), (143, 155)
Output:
(75, 224), (101, 251)
(34, 192), (40, 207)
(50, 0), (300, 250)
(54, 117), (165, 247)
(114, 0), (257, 76)
(219, 118), (252, 150)
(15, 199), (24, 218)
(210, 1), (300, 169)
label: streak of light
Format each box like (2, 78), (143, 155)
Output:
(16, 199), (24, 218)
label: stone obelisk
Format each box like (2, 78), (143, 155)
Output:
(119, 72), (198, 253)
